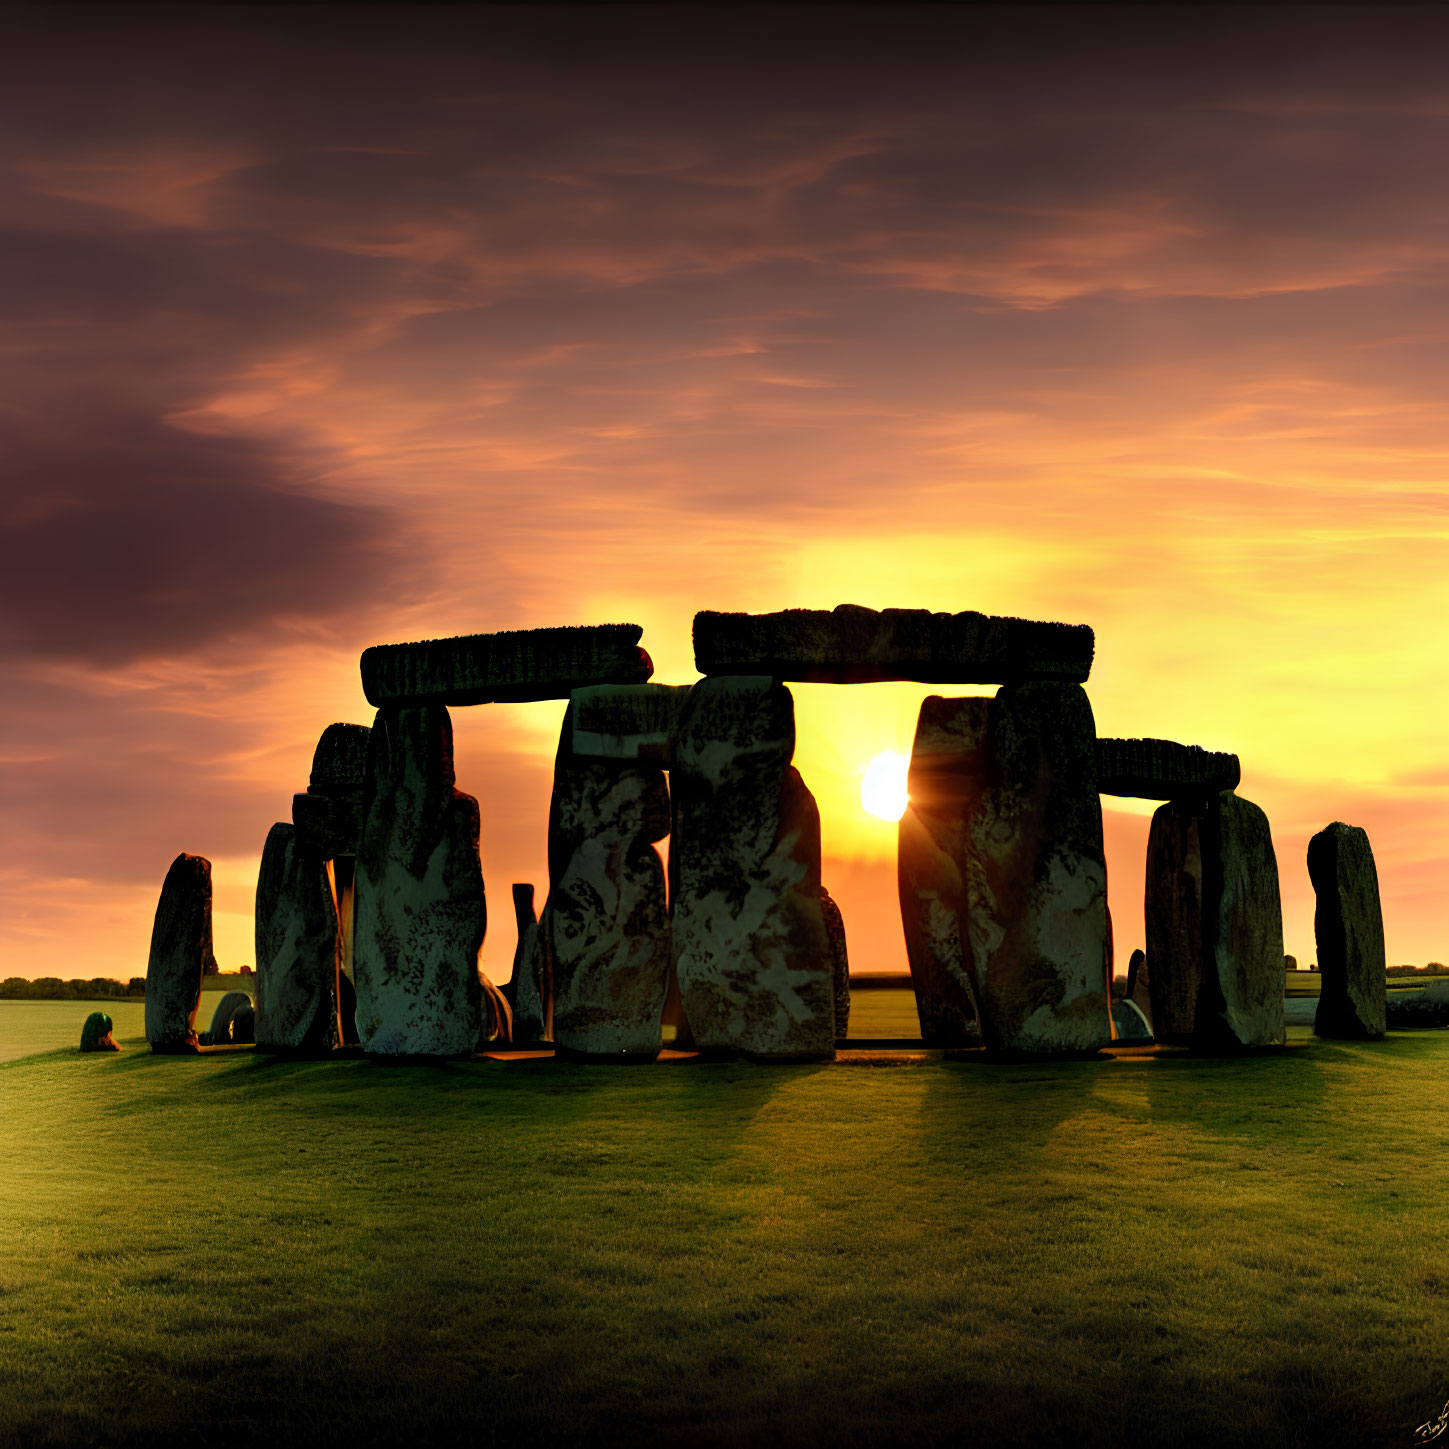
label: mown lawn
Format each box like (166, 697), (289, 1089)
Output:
(3, 1017), (1449, 1447)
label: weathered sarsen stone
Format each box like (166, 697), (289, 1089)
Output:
(898, 697), (984, 1047)
(570, 683), (692, 766)
(548, 703), (672, 1060)
(1096, 737), (1241, 799)
(964, 684), (1111, 1055)
(694, 605), (1094, 685)
(254, 822), (342, 1054)
(901, 688), (1111, 1055)
(1309, 822), (1387, 1040)
(144, 852), (213, 1054)
(1146, 791), (1286, 1050)
(360, 624), (652, 707)
(352, 706), (487, 1056)
(670, 676), (835, 1062)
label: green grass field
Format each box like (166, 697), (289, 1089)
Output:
(4, 993), (1449, 1448)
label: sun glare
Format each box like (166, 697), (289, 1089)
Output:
(860, 751), (910, 822)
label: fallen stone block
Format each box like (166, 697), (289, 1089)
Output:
(671, 677), (835, 1062)
(145, 852), (213, 1054)
(200, 990), (254, 1046)
(694, 604), (1093, 685)
(900, 687), (1112, 1056)
(254, 822), (343, 1054)
(360, 624), (652, 707)
(1096, 737), (1240, 799)
(1309, 822), (1387, 1039)
(79, 1012), (119, 1052)
(352, 705), (487, 1056)
(1146, 791), (1286, 1050)
(548, 703), (671, 1061)
(570, 683), (692, 765)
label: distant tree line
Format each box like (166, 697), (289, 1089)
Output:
(1387, 963), (1448, 976)
(1, 976), (147, 1000)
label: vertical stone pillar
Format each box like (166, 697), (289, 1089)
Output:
(898, 696), (986, 1046)
(507, 884), (547, 1043)
(547, 703), (672, 1060)
(1308, 822), (1386, 1039)
(670, 676), (835, 1062)
(900, 686), (1111, 1056)
(352, 705), (486, 1056)
(254, 822), (343, 1054)
(1146, 791), (1285, 1050)
(820, 885), (850, 1040)
(144, 852), (213, 1054)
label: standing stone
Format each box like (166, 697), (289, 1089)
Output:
(511, 900), (550, 1045)
(1111, 998), (1153, 1041)
(201, 991), (254, 1046)
(548, 704), (672, 1060)
(144, 852), (213, 1054)
(1309, 822), (1386, 1039)
(352, 706), (486, 1056)
(670, 676), (835, 1062)
(820, 886), (850, 1040)
(899, 701), (982, 1046)
(292, 722), (371, 995)
(1146, 791), (1286, 1050)
(254, 823), (342, 1054)
(1124, 947), (1152, 1020)
(479, 977), (513, 1047)
(900, 687), (1111, 1056)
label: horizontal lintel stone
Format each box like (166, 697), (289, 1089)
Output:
(1096, 737), (1240, 799)
(360, 623), (653, 706)
(692, 604), (1093, 684)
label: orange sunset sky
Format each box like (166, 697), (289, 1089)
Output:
(3, 5), (1448, 983)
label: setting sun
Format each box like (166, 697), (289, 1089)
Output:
(860, 751), (910, 822)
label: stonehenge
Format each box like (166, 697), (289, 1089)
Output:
(139, 606), (1389, 1068)
(144, 852), (214, 1053)
(1308, 823), (1387, 1039)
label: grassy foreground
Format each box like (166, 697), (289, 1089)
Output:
(4, 1023), (1449, 1448)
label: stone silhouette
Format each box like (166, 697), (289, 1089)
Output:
(200, 990), (254, 1046)
(1096, 737), (1240, 799)
(548, 701), (672, 1061)
(901, 687), (1112, 1056)
(1308, 822), (1387, 1039)
(820, 885), (850, 1039)
(254, 823), (343, 1054)
(1111, 998), (1153, 1041)
(1146, 791), (1286, 1050)
(694, 604), (1094, 684)
(360, 623), (652, 707)
(292, 722), (371, 996)
(79, 1012), (119, 1052)
(508, 885), (549, 1043)
(671, 676), (836, 1062)
(144, 852), (213, 1054)
(352, 705), (487, 1056)
(898, 697), (983, 1046)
